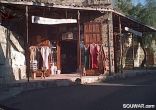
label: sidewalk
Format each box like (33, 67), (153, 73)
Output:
(102, 69), (156, 82)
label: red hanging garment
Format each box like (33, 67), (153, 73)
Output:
(90, 43), (98, 69)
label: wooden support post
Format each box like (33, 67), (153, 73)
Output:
(107, 12), (111, 75)
(25, 5), (30, 82)
(77, 10), (82, 76)
(119, 16), (123, 74)
(142, 28), (148, 72)
(145, 50), (148, 72)
(132, 34), (135, 71)
(57, 41), (61, 70)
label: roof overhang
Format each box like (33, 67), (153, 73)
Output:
(113, 11), (156, 33)
(0, 0), (113, 12)
(0, 0), (156, 32)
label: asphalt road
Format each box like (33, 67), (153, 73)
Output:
(0, 73), (156, 110)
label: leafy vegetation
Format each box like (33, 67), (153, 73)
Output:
(114, 0), (156, 49)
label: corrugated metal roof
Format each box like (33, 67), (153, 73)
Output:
(0, 0), (113, 11)
(0, 0), (156, 32)
(113, 11), (156, 32)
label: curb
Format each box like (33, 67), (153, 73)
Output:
(103, 70), (155, 82)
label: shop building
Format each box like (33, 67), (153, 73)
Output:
(0, 0), (156, 82)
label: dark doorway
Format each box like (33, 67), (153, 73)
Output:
(61, 40), (77, 73)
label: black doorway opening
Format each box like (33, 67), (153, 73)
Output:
(61, 40), (77, 73)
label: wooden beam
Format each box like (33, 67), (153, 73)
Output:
(125, 27), (142, 37)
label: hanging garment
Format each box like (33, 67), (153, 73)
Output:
(51, 63), (57, 75)
(98, 45), (106, 74)
(29, 46), (37, 62)
(90, 43), (98, 69)
(84, 45), (90, 69)
(30, 60), (38, 71)
(49, 48), (54, 65)
(102, 46), (109, 72)
(81, 45), (85, 67)
(36, 48), (43, 69)
(41, 46), (51, 70)
(96, 44), (101, 69)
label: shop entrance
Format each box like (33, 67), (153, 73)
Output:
(61, 40), (77, 73)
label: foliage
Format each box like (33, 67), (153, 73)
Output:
(114, 0), (156, 48)
(114, 0), (133, 15)
(114, 0), (156, 27)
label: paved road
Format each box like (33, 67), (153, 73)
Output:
(0, 73), (156, 110)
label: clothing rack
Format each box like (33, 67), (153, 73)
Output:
(29, 45), (53, 79)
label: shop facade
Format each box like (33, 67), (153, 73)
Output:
(0, 1), (156, 82)
(27, 6), (112, 78)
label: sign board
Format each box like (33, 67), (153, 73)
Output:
(62, 32), (73, 40)
(125, 27), (142, 37)
(32, 16), (77, 25)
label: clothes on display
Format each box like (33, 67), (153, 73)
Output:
(90, 43), (98, 69)
(84, 45), (90, 69)
(29, 46), (37, 61)
(82, 43), (106, 74)
(30, 60), (38, 71)
(51, 63), (57, 75)
(98, 45), (106, 73)
(40, 46), (51, 70)
(29, 44), (57, 77)
(36, 49), (43, 69)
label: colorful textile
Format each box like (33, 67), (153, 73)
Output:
(98, 45), (106, 74)
(36, 49), (43, 69)
(29, 46), (37, 62)
(41, 46), (51, 70)
(84, 45), (90, 69)
(90, 43), (98, 69)
(30, 60), (38, 71)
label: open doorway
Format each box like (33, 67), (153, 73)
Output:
(61, 40), (77, 73)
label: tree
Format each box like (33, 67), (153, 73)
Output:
(114, 0), (133, 15)
(129, 3), (144, 19)
(114, 0), (156, 28)
(114, 0), (156, 67)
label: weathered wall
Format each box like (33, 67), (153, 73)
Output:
(151, 40), (156, 66)
(1, 0), (82, 5)
(95, 12), (115, 74)
(0, 25), (26, 83)
(102, 12), (114, 74)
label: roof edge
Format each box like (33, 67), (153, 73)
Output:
(0, 0), (156, 32)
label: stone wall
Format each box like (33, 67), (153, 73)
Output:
(101, 12), (114, 74)
(0, 25), (26, 83)
(95, 12), (115, 74)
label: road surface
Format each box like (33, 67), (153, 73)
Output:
(0, 73), (156, 110)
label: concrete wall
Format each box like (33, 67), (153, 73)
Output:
(0, 25), (26, 83)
